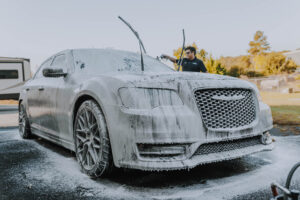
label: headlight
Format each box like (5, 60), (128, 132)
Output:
(119, 87), (183, 109)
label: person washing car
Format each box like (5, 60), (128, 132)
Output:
(161, 46), (207, 72)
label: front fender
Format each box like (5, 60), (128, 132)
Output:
(69, 78), (126, 157)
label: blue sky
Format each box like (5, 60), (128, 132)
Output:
(0, 0), (299, 71)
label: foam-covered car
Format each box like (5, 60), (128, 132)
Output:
(19, 49), (273, 177)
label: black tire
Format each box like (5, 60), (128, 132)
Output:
(74, 100), (114, 178)
(19, 102), (32, 139)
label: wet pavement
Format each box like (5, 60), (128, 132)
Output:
(0, 107), (300, 200)
(0, 127), (300, 200)
(0, 105), (18, 128)
(0, 105), (18, 113)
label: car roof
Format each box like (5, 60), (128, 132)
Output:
(54, 48), (143, 58)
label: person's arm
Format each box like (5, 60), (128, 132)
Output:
(199, 60), (207, 73)
(161, 54), (177, 63)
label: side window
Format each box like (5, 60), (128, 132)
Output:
(0, 70), (18, 79)
(51, 54), (66, 69)
(34, 59), (52, 79)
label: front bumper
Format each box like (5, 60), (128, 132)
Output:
(107, 88), (273, 170)
(120, 141), (274, 171)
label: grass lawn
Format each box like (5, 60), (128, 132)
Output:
(260, 91), (300, 125)
(270, 105), (300, 125)
(261, 91), (300, 106)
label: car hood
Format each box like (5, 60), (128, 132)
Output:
(106, 71), (237, 83)
(102, 71), (256, 91)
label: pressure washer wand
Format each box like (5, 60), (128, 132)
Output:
(177, 29), (185, 71)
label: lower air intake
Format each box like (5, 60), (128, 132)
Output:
(194, 136), (262, 155)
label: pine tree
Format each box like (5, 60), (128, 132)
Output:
(248, 31), (270, 56)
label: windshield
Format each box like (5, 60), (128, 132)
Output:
(73, 49), (174, 74)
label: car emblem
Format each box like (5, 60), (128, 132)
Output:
(211, 95), (245, 101)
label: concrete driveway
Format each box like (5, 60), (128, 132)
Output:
(0, 107), (299, 200)
(0, 105), (18, 127)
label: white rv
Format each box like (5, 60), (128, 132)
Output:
(0, 57), (31, 100)
(284, 49), (300, 65)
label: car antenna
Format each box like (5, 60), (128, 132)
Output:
(118, 16), (146, 72)
(177, 29), (185, 71)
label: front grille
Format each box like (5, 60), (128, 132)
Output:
(194, 136), (262, 155)
(194, 88), (256, 129)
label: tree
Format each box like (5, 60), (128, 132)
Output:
(248, 30), (270, 56)
(226, 65), (242, 77)
(198, 49), (208, 61)
(263, 52), (297, 75)
(205, 55), (227, 75)
(219, 55), (252, 71)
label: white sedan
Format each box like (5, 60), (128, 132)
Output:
(19, 48), (273, 178)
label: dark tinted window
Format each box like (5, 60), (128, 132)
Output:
(0, 70), (18, 79)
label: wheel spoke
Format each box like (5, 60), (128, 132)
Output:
(93, 143), (100, 149)
(81, 145), (88, 164)
(19, 119), (24, 126)
(76, 134), (87, 144)
(77, 147), (84, 154)
(87, 152), (91, 166)
(89, 123), (97, 131)
(76, 128), (85, 133)
(84, 109), (91, 127)
(78, 115), (86, 129)
(19, 113), (24, 121)
(19, 108), (23, 115)
(94, 136), (101, 142)
(88, 146), (97, 163)
(18, 106), (26, 135)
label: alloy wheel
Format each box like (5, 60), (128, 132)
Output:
(75, 108), (102, 170)
(19, 105), (26, 135)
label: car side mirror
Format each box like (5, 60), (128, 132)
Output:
(42, 68), (67, 78)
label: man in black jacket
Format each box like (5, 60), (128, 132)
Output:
(161, 46), (207, 72)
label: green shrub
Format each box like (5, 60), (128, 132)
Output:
(227, 66), (242, 77)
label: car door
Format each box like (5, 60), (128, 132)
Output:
(26, 58), (53, 127)
(51, 52), (75, 143)
(37, 54), (68, 136)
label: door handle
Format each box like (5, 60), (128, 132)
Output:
(38, 87), (44, 91)
(25, 88), (30, 91)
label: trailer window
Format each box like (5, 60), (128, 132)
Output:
(0, 70), (18, 79)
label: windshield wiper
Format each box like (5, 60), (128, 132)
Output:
(118, 16), (147, 72)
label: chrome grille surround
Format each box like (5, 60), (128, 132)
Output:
(194, 88), (257, 130)
(194, 136), (262, 155)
